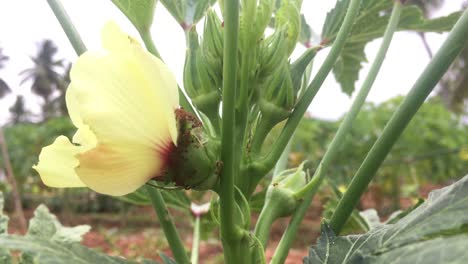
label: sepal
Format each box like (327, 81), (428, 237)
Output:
(158, 109), (220, 191)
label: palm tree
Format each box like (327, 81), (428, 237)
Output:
(20, 40), (64, 119)
(50, 62), (71, 116)
(0, 48), (11, 98)
(9, 95), (30, 124)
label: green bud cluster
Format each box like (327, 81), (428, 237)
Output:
(259, 61), (294, 124)
(183, 11), (223, 121)
(201, 10), (224, 84)
(255, 0), (304, 124)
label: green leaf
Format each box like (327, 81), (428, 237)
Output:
(0, 193), (7, 235)
(0, 198), (160, 264)
(26, 205), (90, 243)
(111, 0), (156, 33)
(118, 186), (191, 213)
(305, 175), (468, 264)
(0, 193), (12, 264)
(299, 14), (316, 47)
(321, 0), (462, 95)
(158, 253), (177, 264)
(0, 236), (142, 264)
(160, 0), (216, 29)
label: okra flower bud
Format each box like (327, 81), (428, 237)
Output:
(184, 29), (221, 117)
(259, 62), (294, 124)
(258, 30), (288, 79)
(265, 162), (308, 217)
(201, 10), (223, 82)
(254, 162), (309, 245)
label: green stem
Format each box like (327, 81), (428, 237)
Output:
(254, 202), (277, 249)
(191, 216), (201, 264)
(269, 189), (314, 264)
(273, 136), (293, 178)
(253, 136), (294, 248)
(46, 0), (86, 55)
(260, 0), (363, 175)
(145, 186), (189, 264)
(250, 117), (275, 155)
(219, 0), (245, 263)
(329, 8), (468, 235)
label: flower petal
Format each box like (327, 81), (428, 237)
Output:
(68, 22), (178, 152)
(76, 142), (166, 196)
(66, 86), (97, 152)
(33, 136), (86, 188)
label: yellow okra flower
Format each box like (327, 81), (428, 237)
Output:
(34, 21), (179, 196)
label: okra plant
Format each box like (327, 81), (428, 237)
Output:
(1, 0), (467, 263)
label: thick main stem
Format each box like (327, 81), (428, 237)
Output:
(145, 186), (189, 264)
(329, 8), (468, 234)
(219, 0), (245, 263)
(0, 128), (27, 232)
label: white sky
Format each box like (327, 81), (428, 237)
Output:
(0, 0), (465, 125)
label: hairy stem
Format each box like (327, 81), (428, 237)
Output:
(330, 8), (468, 234)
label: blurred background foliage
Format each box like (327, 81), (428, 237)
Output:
(288, 96), (468, 214)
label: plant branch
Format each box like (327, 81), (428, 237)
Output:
(145, 186), (189, 264)
(46, 0), (87, 56)
(329, 7), (468, 235)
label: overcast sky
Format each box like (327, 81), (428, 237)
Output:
(0, 0), (465, 125)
